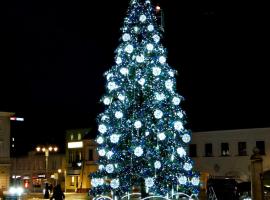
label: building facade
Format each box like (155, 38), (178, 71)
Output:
(10, 151), (65, 192)
(190, 127), (270, 189)
(0, 112), (14, 192)
(65, 129), (98, 192)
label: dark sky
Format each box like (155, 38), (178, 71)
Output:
(1, 0), (269, 154)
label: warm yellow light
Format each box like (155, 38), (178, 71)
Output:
(54, 147), (58, 152)
(42, 147), (46, 152)
(36, 147), (41, 152)
(58, 169), (62, 173)
(48, 146), (53, 151)
(156, 5), (161, 11)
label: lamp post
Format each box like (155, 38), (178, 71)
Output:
(36, 146), (58, 177)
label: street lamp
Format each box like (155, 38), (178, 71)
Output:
(36, 146), (58, 176)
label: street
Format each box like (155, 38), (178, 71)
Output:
(17, 192), (89, 200)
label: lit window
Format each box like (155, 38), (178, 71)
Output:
(221, 143), (229, 156)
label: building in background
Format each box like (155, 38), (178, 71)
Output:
(10, 151), (65, 192)
(0, 112), (14, 192)
(190, 127), (270, 192)
(65, 129), (98, 192)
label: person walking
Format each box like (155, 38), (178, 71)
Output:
(50, 184), (65, 200)
(44, 183), (50, 199)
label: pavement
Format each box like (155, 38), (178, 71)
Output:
(5, 192), (90, 200)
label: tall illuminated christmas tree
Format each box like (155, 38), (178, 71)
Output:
(90, 0), (200, 199)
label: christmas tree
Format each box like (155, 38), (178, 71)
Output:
(90, 0), (200, 199)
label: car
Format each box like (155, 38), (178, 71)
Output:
(2, 186), (25, 200)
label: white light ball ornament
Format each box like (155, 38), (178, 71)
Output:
(120, 67), (129, 75)
(98, 149), (106, 157)
(191, 177), (200, 186)
(115, 111), (123, 119)
(139, 15), (147, 22)
(125, 44), (134, 54)
(134, 146), (143, 157)
(152, 67), (161, 76)
(159, 56), (166, 64)
(98, 165), (104, 170)
(101, 115), (109, 121)
(154, 161), (161, 169)
(154, 110), (163, 119)
(158, 132), (166, 141)
(169, 71), (175, 77)
(108, 82), (118, 91)
(96, 136), (104, 144)
(177, 147), (186, 157)
(106, 73), (113, 80)
(110, 134), (120, 143)
(134, 121), (142, 129)
(145, 177), (154, 187)
(110, 179), (120, 189)
(155, 93), (165, 101)
(146, 43), (154, 51)
(118, 94), (126, 101)
(183, 163), (192, 171)
(165, 80), (173, 90)
(98, 124), (107, 134)
(178, 176), (187, 185)
(134, 26), (139, 32)
(182, 134), (191, 143)
(106, 164), (114, 173)
(147, 24), (154, 32)
(174, 121), (184, 131)
(116, 57), (122, 64)
(172, 97), (181, 105)
(138, 78), (145, 86)
(106, 151), (114, 159)
(103, 97), (111, 105)
(91, 178), (99, 187)
(136, 55), (145, 63)
(122, 33), (131, 41)
(153, 34), (160, 43)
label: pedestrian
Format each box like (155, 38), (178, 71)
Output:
(50, 184), (65, 200)
(44, 183), (50, 199)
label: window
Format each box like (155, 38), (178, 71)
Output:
(238, 142), (247, 156)
(256, 141), (265, 155)
(89, 149), (94, 161)
(189, 144), (197, 157)
(70, 176), (75, 186)
(205, 143), (213, 157)
(70, 134), (74, 141)
(221, 143), (230, 156)
(78, 133), (82, 140)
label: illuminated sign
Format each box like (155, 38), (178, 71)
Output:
(10, 117), (24, 121)
(68, 141), (83, 149)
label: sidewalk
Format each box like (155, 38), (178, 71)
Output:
(23, 192), (89, 200)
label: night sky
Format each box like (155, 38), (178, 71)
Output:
(1, 0), (269, 155)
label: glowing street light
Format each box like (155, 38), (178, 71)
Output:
(36, 145), (58, 176)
